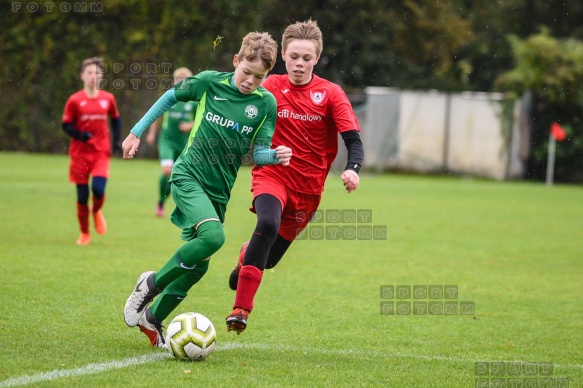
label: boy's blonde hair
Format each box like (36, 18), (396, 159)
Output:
(282, 19), (323, 57)
(237, 32), (278, 71)
(80, 57), (104, 73)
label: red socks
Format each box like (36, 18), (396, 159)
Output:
(76, 203), (90, 233)
(77, 196), (105, 234)
(92, 195), (105, 213)
(234, 265), (264, 312)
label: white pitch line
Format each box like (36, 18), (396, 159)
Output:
(1, 343), (581, 387)
(0, 353), (171, 387)
(229, 343), (583, 370)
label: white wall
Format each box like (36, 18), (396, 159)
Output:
(331, 87), (527, 180)
(398, 90), (447, 171)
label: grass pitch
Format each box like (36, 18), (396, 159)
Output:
(0, 152), (582, 387)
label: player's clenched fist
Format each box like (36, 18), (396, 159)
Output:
(275, 145), (292, 166)
(341, 169), (360, 193)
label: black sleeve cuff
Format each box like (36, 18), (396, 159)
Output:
(345, 162), (362, 174)
(341, 130), (364, 174)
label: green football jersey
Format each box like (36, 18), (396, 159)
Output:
(159, 101), (196, 147)
(170, 70), (277, 204)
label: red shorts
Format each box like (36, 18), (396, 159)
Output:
(69, 152), (110, 184)
(251, 170), (321, 241)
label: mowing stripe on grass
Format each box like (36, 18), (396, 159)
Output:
(1, 343), (581, 387)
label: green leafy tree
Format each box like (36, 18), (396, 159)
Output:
(495, 29), (583, 183)
(454, 0), (583, 92)
(258, 0), (474, 90)
(0, 0), (264, 152)
(4, 0), (583, 173)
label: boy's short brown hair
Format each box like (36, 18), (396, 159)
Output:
(237, 32), (278, 71)
(80, 57), (105, 73)
(282, 19), (323, 57)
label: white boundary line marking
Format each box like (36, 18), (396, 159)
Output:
(1, 343), (581, 387)
(0, 353), (171, 387)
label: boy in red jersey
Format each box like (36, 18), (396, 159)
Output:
(226, 20), (364, 333)
(62, 57), (121, 245)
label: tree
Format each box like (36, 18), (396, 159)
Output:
(258, 0), (474, 90)
(0, 0), (264, 152)
(4, 0), (583, 172)
(495, 29), (583, 183)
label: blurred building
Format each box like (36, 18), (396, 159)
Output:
(333, 88), (530, 180)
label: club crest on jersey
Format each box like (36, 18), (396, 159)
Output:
(310, 91), (326, 105)
(245, 105), (258, 119)
(99, 99), (109, 109)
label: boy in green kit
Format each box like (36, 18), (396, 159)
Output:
(121, 31), (293, 347)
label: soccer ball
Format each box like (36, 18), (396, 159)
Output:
(166, 312), (217, 361)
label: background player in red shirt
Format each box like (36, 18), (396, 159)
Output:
(61, 57), (121, 245)
(226, 19), (364, 333)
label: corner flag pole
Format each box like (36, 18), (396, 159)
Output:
(545, 133), (556, 186)
(546, 122), (567, 187)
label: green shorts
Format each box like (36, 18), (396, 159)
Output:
(158, 140), (185, 163)
(170, 179), (226, 241)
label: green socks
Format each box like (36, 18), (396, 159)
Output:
(154, 220), (225, 289)
(159, 174), (171, 205)
(150, 259), (210, 321)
